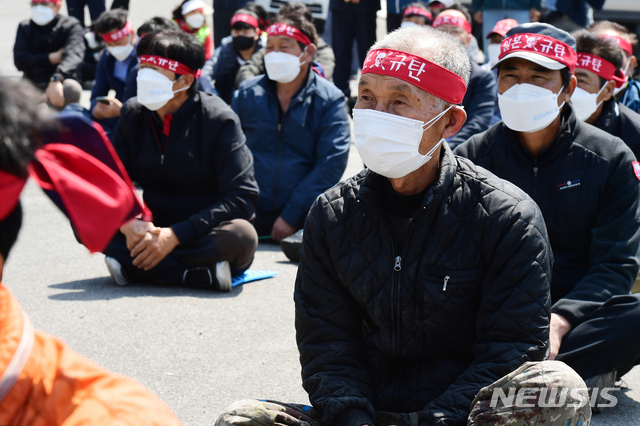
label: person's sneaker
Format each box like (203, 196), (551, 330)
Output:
(585, 371), (617, 413)
(104, 256), (131, 286)
(280, 229), (303, 262)
(182, 261), (232, 291)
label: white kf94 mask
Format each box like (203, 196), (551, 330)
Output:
(136, 68), (189, 111)
(353, 105), (454, 179)
(571, 85), (607, 122)
(498, 83), (565, 133)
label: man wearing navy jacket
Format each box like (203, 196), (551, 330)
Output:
(455, 23), (640, 408)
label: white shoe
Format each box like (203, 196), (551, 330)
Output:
(215, 261), (232, 292)
(104, 256), (130, 286)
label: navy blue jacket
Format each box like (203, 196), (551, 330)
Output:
(455, 105), (640, 328)
(232, 70), (351, 229)
(202, 35), (264, 104)
(552, 0), (605, 27)
(594, 99), (640, 160)
(448, 61), (496, 149)
(90, 48), (139, 138)
(619, 79), (640, 115)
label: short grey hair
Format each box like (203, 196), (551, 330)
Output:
(63, 79), (83, 106)
(368, 26), (471, 110)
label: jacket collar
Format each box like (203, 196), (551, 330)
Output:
(356, 142), (458, 215)
(150, 92), (200, 129)
(593, 98), (620, 135)
(502, 103), (577, 166)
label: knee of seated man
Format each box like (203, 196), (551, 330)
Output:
(215, 219), (259, 256)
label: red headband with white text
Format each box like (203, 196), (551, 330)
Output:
(102, 21), (133, 42)
(599, 34), (634, 57)
(403, 7), (432, 20)
(231, 13), (259, 29)
(362, 48), (467, 104)
(140, 55), (202, 78)
(432, 14), (472, 34)
(500, 33), (577, 72)
(577, 52), (627, 88)
(266, 23), (311, 46)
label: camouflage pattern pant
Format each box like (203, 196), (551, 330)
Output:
(216, 361), (591, 426)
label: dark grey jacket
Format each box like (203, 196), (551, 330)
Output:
(295, 144), (552, 426)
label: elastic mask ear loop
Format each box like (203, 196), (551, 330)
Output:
(422, 104), (455, 131)
(299, 46), (308, 67)
(557, 85), (566, 109)
(172, 75), (190, 94)
(593, 82), (609, 108)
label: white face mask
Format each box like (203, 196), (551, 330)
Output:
(498, 83), (565, 133)
(613, 60), (631, 97)
(353, 105), (454, 179)
(185, 13), (206, 29)
(400, 21), (421, 29)
(571, 85), (607, 121)
(106, 35), (134, 62)
(136, 68), (189, 111)
(31, 5), (56, 26)
(487, 43), (501, 65)
(264, 50), (306, 83)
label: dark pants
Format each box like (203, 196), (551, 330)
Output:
(386, 12), (402, 33)
(213, 8), (236, 48)
(103, 219), (258, 286)
(331, 10), (377, 97)
(557, 294), (640, 379)
(110, 0), (130, 10)
(66, 0), (106, 26)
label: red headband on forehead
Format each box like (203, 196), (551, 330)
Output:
(432, 14), (472, 34)
(101, 21), (133, 43)
(231, 13), (259, 29)
(599, 34), (634, 57)
(267, 23), (311, 46)
(403, 7), (433, 20)
(362, 48), (467, 104)
(577, 52), (627, 88)
(500, 33), (577, 72)
(140, 55), (202, 78)
(0, 171), (27, 222)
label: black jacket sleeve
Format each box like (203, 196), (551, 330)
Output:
(551, 138), (640, 326)
(170, 111), (259, 243)
(13, 23), (51, 73)
(295, 194), (377, 426)
(235, 48), (266, 88)
(421, 193), (552, 425)
(448, 65), (496, 149)
(54, 17), (86, 80)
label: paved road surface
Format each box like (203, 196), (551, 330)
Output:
(1, 1), (639, 424)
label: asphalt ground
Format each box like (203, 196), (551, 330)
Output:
(2, 1), (639, 424)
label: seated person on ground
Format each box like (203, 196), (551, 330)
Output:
(589, 20), (640, 114)
(235, 3), (336, 86)
(216, 26), (591, 426)
(571, 29), (640, 159)
(0, 76), (183, 426)
(13, 0), (85, 108)
(201, 7), (265, 104)
(232, 15), (350, 242)
(399, 2), (433, 28)
(455, 23), (640, 408)
(432, 5), (496, 148)
(172, 0), (214, 60)
(61, 78), (92, 120)
(91, 8), (139, 139)
(106, 30), (259, 291)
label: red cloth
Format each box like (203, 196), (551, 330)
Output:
(432, 14), (472, 34)
(577, 52), (627, 88)
(0, 171), (26, 222)
(101, 21), (132, 42)
(140, 55), (203, 78)
(500, 33), (578, 72)
(267, 23), (311, 46)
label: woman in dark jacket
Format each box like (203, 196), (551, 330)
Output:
(106, 30), (259, 291)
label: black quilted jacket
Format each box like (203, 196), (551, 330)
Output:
(294, 144), (552, 426)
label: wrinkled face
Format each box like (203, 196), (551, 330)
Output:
(356, 73), (446, 155)
(498, 57), (570, 106)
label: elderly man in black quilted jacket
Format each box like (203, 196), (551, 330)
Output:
(216, 26), (591, 426)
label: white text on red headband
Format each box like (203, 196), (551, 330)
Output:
(577, 52), (626, 88)
(102, 21), (133, 43)
(403, 7), (432, 19)
(500, 33), (577, 71)
(140, 55), (202, 77)
(266, 23), (311, 46)
(432, 14), (472, 34)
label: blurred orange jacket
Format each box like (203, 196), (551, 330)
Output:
(0, 284), (184, 426)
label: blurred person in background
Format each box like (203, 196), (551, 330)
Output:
(432, 6), (496, 148)
(232, 16), (349, 248)
(388, 0), (431, 32)
(399, 2), (433, 29)
(541, 0), (604, 33)
(66, 0), (105, 26)
(472, 0), (537, 41)
(13, 0), (85, 108)
(172, 0), (214, 60)
(90, 8), (139, 140)
(589, 20), (640, 114)
(62, 78), (93, 120)
(235, 2), (336, 85)
(213, 0), (250, 47)
(202, 6), (265, 104)
(109, 30), (259, 291)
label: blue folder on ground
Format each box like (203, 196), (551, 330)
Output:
(232, 270), (278, 288)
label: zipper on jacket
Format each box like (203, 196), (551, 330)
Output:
(442, 275), (450, 292)
(394, 256), (402, 271)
